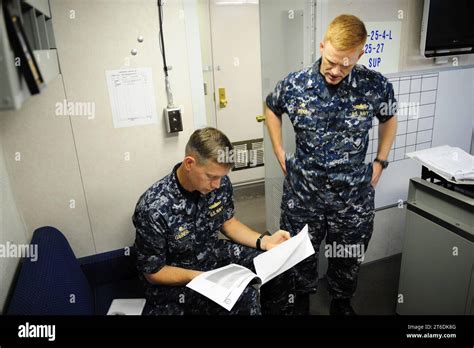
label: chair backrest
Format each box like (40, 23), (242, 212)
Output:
(6, 226), (94, 315)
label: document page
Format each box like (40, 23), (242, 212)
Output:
(186, 225), (314, 311)
(253, 225), (315, 284)
(407, 145), (474, 183)
(186, 264), (259, 311)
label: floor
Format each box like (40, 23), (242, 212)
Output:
(310, 254), (402, 315)
(234, 182), (402, 315)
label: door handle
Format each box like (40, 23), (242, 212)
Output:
(219, 88), (228, 108)
(256, 115), (266, 122)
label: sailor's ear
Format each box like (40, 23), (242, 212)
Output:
(183, 156), (197, 170)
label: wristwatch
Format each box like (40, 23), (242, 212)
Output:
(374, 157), (389, 169)
(256, 234), (265, 251)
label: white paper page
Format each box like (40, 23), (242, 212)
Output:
(407, 145), (474, 183)
(107, 298), (146, 315)
(253, 225), (315, 284)
(105, 68), (158, 128)
(186, 264), (259, 311)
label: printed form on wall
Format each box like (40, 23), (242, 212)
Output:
(105, 68), (158, 128)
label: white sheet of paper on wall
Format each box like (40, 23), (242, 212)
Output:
(358, 21), (401, 74)
(105, 67), (158, 128)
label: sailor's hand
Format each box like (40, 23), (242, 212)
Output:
(261, 230), (291, 251)
(371, 161), (383, 188)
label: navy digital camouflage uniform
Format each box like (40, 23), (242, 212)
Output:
(266, 58), (397, 311)
(133, 163), (267, 315)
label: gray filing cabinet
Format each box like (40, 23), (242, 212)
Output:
(397, 178), (474, 315)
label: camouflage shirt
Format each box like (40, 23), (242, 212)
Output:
(132, 163), (235, 304)
(266, 58), (397, 203)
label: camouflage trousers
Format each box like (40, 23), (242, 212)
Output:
(276, 175), (375, 314)
(146, 239), (294, 315)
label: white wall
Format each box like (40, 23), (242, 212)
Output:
(0, 0), (196, 257)
(0, 138), (28, 313)
(0, 76), (94, 256)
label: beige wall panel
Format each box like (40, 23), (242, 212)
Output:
(50, 0), (195, 253)
(0, 76), (95, 257)
(0, 139), (28, 313)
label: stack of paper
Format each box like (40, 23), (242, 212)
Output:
(407, 145), (474, 184)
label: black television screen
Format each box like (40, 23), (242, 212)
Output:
(422, 0), (474, 57)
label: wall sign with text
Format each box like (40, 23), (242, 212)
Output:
(359, 21), (401, 74)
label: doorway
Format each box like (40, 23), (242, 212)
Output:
(195, 0), (265, 184)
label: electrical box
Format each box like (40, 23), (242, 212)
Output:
(164, 107), (183, 133)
